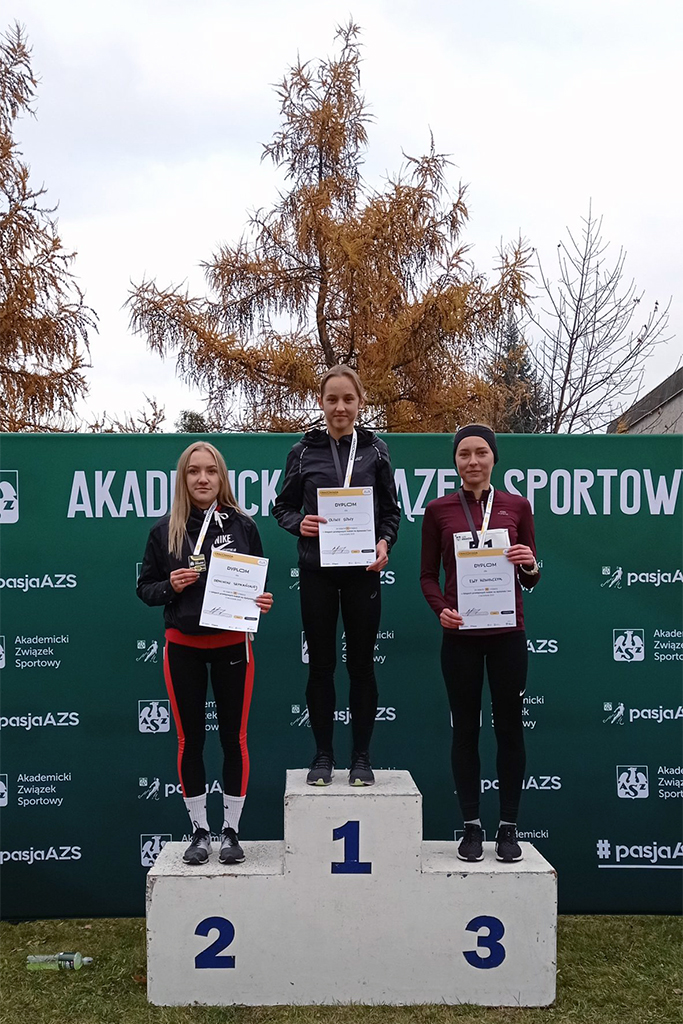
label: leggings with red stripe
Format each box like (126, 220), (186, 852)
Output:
(164, 640), (254, 798)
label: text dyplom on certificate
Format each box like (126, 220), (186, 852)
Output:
(199, 550), (269, 632)
(454, 546), (517, 630)
(317, 487), (376, 568)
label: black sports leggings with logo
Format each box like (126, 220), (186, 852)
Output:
(163, 640), (254, 798)
(299, 566), (382, 754)
(441, 630), (527, 823)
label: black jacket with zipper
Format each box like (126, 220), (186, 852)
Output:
(273, 427), (400, 570)
(136, 504), (263, 635)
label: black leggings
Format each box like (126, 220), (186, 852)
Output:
(299, 566), (382, 754)
(441, 630), (527, 822)
(164, 640), (254, 798)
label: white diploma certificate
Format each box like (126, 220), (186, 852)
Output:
(199, 550), (269, 632)
(454, 538), (516, 630)
(317, 487), (376, 567)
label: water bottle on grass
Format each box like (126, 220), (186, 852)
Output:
(26, 952), (93, 970)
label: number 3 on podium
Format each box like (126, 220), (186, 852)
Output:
(463, 915), (506, 969)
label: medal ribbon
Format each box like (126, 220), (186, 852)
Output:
(329, 429), (358, 488)
(457, 487), (494, 548)
(192, 500), (218, 557)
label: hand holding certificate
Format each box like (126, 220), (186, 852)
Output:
(317, 487), (376, 567)
(455, 544), (517, 630)
(200, 550), (269, 632)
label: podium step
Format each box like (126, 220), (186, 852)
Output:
(147, 772), (556, 1006)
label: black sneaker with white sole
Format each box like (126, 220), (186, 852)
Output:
(349, 751), (375, 786)
(495, 823), (523, 862)
(457, 823), (484, 862)
(219, 827), (245, 864)
(183, 826), (211, 865)
(306, 750), (335, 786)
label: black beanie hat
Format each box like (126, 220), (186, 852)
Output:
(453, 424), (499, 465)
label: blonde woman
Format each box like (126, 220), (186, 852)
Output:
(137, 442), (273, 866)
(273, 366), (400, 787)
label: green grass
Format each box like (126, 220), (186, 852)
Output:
(1, 916), (681, 1024)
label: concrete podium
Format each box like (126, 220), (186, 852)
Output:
(147, 770), (556, 1006)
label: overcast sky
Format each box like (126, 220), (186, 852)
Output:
(11, 0), (683, 430)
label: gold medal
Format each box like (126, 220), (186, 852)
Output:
(188, 554), (207, 573)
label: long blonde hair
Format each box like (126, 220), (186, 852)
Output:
(168, 442), (241, 557)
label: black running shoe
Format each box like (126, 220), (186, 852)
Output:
(182, 826), (211, 865)
(349, 750), (375, 786)
(219, 827), (245, 865)
(457, 823), (484, 862)
(495, 823), (523, 862)
(306, 750), (335, 786)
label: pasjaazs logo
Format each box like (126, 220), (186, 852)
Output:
(0, 712), (79, 731)
(596, 838), (683, 868)
(603, 702), (682, 724)
(0, 573), (77, 591)
(482, 774), (561, 792)
(136, 640), (159, 664)
(138, 777), (161, 801)
(0, 845), (81, 865)
(601, 564), (683, 589)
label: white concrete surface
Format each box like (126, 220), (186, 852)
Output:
(147, 771), (557, 1006)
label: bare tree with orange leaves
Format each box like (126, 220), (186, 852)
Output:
(127, 22), (531, 432)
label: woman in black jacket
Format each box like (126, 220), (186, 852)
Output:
(137, 441), (273, 866)
(273, 365), (400, 787)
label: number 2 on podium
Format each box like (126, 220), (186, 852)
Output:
(195, 917), (236, 969)
(331, 820), (372, 874)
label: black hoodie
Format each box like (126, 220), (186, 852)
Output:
(136, 504), (263, 635)
(273, 427), (400, 570)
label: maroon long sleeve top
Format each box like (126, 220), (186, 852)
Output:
(420, 487), (540, 635)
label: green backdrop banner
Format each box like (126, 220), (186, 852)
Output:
(1, 433), (681, 917)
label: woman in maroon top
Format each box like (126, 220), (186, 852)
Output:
(420, 425), (541, 863)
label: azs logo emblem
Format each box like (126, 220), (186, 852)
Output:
(138, 700), (170, 733)
(0, 774), (7, 807)
(140, 834), (171, 867)
(0, 472), (19, 523)
(613, 629), (645, 662)
(616, 765), (649, 799)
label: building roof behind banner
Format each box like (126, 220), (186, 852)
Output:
(607, 367), (683, 435)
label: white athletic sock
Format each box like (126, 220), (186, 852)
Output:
(499, 820), (516, 828)
(184, 794), (209, 832)
(464, 818), (482, 827)
(223, 794), (245, 833)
